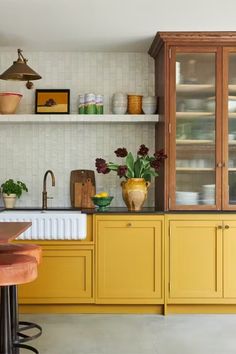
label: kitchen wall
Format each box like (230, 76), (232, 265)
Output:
(0, 51), (155, 207)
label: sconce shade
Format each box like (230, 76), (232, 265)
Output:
(0, 49), (41, 81)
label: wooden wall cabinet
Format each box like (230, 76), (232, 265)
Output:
(95, 215), (164, 304)
(149, 32), (236, 211)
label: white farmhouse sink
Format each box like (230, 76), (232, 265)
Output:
(0, 210), (87, 240)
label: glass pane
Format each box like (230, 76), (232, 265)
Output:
(228, 53), (236, 204)
(175, 53), (216, 206)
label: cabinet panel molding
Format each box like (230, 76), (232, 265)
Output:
(168, 220), (222, 300)
(19, 244), (94, 304)
(95, 215), (164, 304)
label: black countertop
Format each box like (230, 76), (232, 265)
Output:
(0, 207), (163, 214)
(1, 207), (236, 214)
(82, 207), (164, 214)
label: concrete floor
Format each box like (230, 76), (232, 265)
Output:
(21, 314), (236, 354)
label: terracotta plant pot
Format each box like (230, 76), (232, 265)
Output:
(0, 92), (22, 114)
(2, 193), (17, 208)
(121, 178), (150, 211)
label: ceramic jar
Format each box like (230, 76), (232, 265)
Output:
(127, 95), (143, 114)
(96, 94), (104, 114)
(78, 94), (85, 114)
(142, 96), (157, 114)
(121, 178), (150, 211)
(85, 93), (96, 114)
(112, 93), (127, 114)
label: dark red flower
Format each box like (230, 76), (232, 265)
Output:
(95, 158), (106, 166)
(154, 149), (167, 161)
(114, 148), (128, 158)
(117, 165), (128, 178)
(150, 159), (161, 171)
(138, 144), (149, 156)
(95, 158), (110, 174)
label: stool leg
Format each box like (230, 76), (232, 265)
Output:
(10, 286), (19, 354)
(10, 286), (41, 354)
(0, 286), (13, 354)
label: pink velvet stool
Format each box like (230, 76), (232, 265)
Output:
(0, 244), (42, 354)
(0, 254), (37, 354)
(0, 244), (42, 265)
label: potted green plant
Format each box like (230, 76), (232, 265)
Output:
(1, 179), (28, 208)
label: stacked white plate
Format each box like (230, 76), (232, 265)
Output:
(176, 191), (199, 205)
(112, 92), (127, 114)
(201, 184), (215, 205)
(142, 96), (157, 114)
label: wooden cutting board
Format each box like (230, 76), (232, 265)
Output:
(70, 170), (96, 208)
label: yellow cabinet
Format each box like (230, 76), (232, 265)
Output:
(95, 215), (164, 304)
(19, 242), (94, 304)
(223, 221), (236, 298)
(168, 220), (222, 301)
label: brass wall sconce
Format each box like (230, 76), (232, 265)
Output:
(0, 49), (42, 89)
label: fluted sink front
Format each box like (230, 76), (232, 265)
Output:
(0, 211), (87, 240)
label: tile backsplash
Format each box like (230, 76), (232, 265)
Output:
(0, 123), (155, 207)
(0, 52), (154, 114)
(0, 51), (155, 207)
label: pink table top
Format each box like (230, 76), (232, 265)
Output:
(0, 222), (32, 243)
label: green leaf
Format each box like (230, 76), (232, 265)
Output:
(142, 174), (151, 182)
(126, 152), (134, 178)
(126, 169), (133, 178)
(143, 170), (158, 181)
(107, 163), (119, 171)
(126, 152), (134, 170)
(1, 179), (28, 198)
(142, 159), (150, 167)
(134, 158), (143, 178)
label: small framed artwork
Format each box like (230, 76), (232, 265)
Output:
(35, 89), (70, 114)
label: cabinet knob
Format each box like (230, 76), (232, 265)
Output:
(225, 225), (230, 229)
(127, 223), (132, 227)
(216, 162), (226, 168)
(218, 225), (223, 229)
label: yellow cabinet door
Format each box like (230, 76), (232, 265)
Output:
(223, 221), (236, 298)
(19, 246), (94, 304)
(169, 220), (222, 300)
(96, 216), (163, 304)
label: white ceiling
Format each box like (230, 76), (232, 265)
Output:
(1, 0), (236, 52)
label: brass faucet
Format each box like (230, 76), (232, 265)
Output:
(42, 170), (56, 209)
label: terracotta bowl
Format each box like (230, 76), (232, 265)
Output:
(0, 92), (23, 114)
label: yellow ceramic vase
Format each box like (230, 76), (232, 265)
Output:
(121, 178), (150, 211)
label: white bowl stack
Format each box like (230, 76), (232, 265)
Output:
(142, 96), (157, 114)
(176, 191), (199, 205)
(201, 184), (215, 205)
(112, 93), (127, 114)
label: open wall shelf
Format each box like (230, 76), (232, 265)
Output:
(0, 114), (159, 124)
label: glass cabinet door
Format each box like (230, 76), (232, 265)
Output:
(226, 51), (236, 207)
(171, 49), (220, 209)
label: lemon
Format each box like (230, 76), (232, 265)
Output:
(99, 192), (109, 197)
(94, 194), (101, 198)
